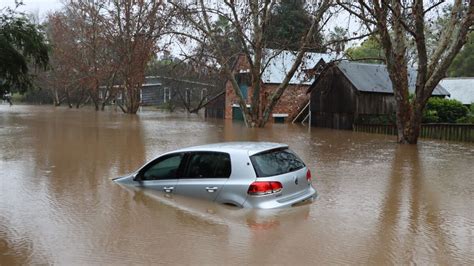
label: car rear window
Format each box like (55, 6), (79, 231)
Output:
(250, 148), (305, 177)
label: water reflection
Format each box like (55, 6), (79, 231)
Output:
(1, 105), (473, 264)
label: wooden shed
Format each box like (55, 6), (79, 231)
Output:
(308, 61), (450, 129)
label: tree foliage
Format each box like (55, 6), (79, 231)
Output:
(0, 4), (48, 95)
(448, 32), (474, 77)
(264, 0), (324, 52)
(345, 36), (384, 63)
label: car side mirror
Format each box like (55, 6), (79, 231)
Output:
(133, 172), (142, 182)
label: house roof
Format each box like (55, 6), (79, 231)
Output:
(335, 61), (450, 96)
(260, 49), (337, 85)
(145, 76), (216, 87)
(439, 78), (474, 105)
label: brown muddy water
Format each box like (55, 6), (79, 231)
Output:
(0, 105), (473, 265)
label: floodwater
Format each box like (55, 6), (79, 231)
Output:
(0, 105), (473, 265)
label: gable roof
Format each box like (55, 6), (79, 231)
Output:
(439, 78), (474, 104)
(260, 49), (337, 85)
(335, 61), (450, 96)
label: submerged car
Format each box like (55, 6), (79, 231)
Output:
(113, 142), (317, 209)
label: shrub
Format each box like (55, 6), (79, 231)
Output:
(422, 109), (439, 123)
(424, 97), (468, 123)
(456, 115), (474, 124)
(456, 103), (474, 123)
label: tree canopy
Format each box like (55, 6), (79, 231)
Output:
(0, 5), (48, 95)
(345, 36), (384, 63)
(264, 0), (324, 52)
(448, 32), (474, 77)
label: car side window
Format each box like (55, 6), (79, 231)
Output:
(141, 153), (183, 180)
(184, 152), (231, 178)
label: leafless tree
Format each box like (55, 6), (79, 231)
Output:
(338, 1), (474, 144)
(44, 0), (170, 114)
(45, 2), (117, 110)
(104, 0), (170, 114)
(170, 0), (336, 127)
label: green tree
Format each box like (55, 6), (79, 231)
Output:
(0, 4), (49, 95)
(448, 32), (474, 77)
(264, 0), (324, 51)
(345, 36), (384, 63)
(328, 26), (348, 54)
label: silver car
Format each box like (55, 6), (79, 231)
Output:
(113, 142), (317, 209)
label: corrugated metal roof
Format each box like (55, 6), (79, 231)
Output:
(440, 78), (474, 104)
(337, 61), (450, 96)
(261, 49), (337, 85)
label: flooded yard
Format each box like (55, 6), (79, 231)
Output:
(1, 105), (473, 264)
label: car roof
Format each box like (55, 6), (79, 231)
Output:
(174, 142), (289, 156)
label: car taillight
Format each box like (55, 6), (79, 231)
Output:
(306, 169), (312, 182)
(247, 181), (282, 196)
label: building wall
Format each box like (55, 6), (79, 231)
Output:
(141, 85), (163, 106)
(225, 81), (310, 122)
(205, 92), (225, 119)
(356, 92), (396, 115)
(224, 55), (310, 123)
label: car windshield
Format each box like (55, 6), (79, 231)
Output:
(250, 148), (305, 177)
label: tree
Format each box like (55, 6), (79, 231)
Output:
(345, 35), (384, 63)
(105, 0), (169, 114)
(0, 3), (48, 95)
(327, 26), (348, 55)
(338, 1), (474, 144)
(264, 0), (324, 51)
(448, 32), (474, 77)
(171, 0), (333, 127)
(44, 0), (170, 113)
(43, 4), (109, 108)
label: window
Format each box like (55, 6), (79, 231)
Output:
(141, 153), (184, 180)
(183, 152), (231, 178)
(250, 148), (305, 177)
(163, 87), (171, 103)
(235, 73), (250, 100)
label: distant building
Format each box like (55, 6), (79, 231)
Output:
(308, 61), (450, 129)
(440, 78), (474, 106)
(225, 49), (336, 123)
(140, 76), (217, 108)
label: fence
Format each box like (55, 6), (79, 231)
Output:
(353, 123), (474, 142)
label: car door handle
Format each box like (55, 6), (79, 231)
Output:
(205, 187), (218, 193)
(163, 186), (174, 193)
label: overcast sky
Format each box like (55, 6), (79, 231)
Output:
(1, 0), (365, 54)
(1, 0), (63, 20)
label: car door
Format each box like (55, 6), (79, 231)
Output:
(134, 152), (185, 194)
(174, 151), (231, 201)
